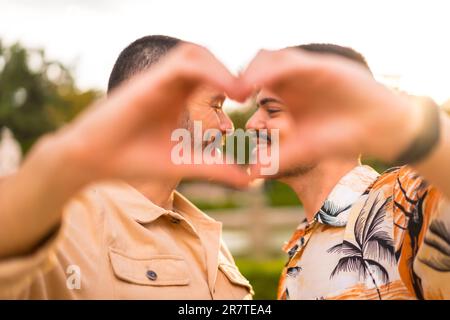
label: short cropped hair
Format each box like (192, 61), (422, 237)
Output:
(107, 35), (182, 93)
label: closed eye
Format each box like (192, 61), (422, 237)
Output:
(267, 108), (281, 115)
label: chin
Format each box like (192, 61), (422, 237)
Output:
(274, 164), (317, 180)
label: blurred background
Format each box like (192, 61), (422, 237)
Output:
(1, 0), (450, 299)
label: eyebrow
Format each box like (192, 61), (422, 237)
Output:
(257, 97), (283, 107)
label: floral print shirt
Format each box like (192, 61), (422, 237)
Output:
(278, 165), (450, 300)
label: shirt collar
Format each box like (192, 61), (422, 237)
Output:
(93, 181), (215, 224)
(281, 165), (379, 254)
(313, 165), (379, 227)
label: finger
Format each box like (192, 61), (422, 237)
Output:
(118, 142), (252, 189)
(173, 163), (251, 189)
(158, 44), (249, 102)
(241, 49), (313, 88)
(75, 45), (236, 146)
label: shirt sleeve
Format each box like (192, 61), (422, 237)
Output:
(0, 225), (62, 298)
(414, 196), (450, 299)
(393, 165), (450, 299)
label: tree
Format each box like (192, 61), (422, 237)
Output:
(0, 40), (100, 154)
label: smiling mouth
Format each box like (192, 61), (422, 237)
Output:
(254, 132), (272, 145)
(251, 134), (272, 159)
(202, 134), (225, 149)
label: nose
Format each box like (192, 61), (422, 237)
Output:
(218, 110), (234, 133)
(246, 110), (266, 130)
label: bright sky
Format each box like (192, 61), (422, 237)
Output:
(1, 0), (449, 105)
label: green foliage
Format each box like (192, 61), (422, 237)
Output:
(224, 104), (256, 164)
(235, 258), (285, 300)
(228, 103), (256, 130)
(361, 156), (390, 174)
(264, 180), (301, 207)
(0, 40), (100, 153)
(192, 198), (241, 210)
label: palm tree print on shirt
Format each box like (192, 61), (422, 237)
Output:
(316, 200), (352, 226)
(327, 194), (395, 300)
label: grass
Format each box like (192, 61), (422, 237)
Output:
(234, 257), (286, 300)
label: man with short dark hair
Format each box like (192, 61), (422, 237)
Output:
(244, 43), (450, 299)
(293, 43), (370, 70)
(0, 36), (253, 299)
(108, 35), (181, 92)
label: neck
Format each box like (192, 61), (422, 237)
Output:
(280, 158), (360, 222)
(129, 178), (180, 210)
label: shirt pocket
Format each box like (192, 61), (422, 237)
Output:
(108, 248), (190, 286)
(219, 263), (254, 296)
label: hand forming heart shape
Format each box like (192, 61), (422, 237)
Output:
(54, 43), (423, 187)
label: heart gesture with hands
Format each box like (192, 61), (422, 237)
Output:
(47, 44), (434, 187)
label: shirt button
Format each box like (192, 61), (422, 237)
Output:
(146, 270), (158, 281)
(170, 217), (181, 224)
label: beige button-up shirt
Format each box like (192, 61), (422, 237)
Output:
(0, 181), (253, 299)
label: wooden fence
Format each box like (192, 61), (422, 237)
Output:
(206, 189), (304, 258)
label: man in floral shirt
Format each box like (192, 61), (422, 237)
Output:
(245, 44), (450, 299)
